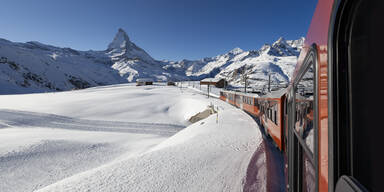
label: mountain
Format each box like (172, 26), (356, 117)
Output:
(163, 37), (305, 91)
(107, 28), (154, 63)
(0, 28), (304, 94)
(0, 29), (166, 94)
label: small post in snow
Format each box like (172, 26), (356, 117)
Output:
(216, 106), (219, 124)
(268, 74), (271, 92)
(207, 84), (210, 98)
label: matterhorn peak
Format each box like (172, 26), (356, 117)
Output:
(229, 47), (244, 55)
(106, 28), (154, 62)
(107, 28), (131, 51)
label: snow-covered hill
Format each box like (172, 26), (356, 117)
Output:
(0, 83), (265, 192)
(0, 28), (303, 94)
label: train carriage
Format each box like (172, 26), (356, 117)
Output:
(220, 0), (384, 191)
(258, 90), (287, 151)
(287, 0), (384, 191)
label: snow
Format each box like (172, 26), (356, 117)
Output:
(229, 47), (244, 55)
(0, 83), (264, 192)
(36, 95), (262, 192)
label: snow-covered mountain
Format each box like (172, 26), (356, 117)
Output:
(164, 37), (304, 91)
(0, 28), (304, 94)
(0, 28), (170, 94)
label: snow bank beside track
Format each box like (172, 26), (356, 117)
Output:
(37, 100), (263, 192)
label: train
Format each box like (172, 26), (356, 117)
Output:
(220, 0), (384, 191)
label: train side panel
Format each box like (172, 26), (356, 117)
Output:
(242, 96), (260, 117)
(261, 98), (283, 150)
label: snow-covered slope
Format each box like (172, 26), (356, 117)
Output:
(0, 83), (264, 192)
(0, 38), (123, 94)
(0, 29), (303, 94)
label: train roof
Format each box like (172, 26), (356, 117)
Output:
(220, 90), (259, 98)
(260, 88), (287, 99)
(200, 78), (225, 83)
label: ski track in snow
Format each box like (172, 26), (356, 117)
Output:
(0, 109), (185, 136)
(0, 140), (123, 192)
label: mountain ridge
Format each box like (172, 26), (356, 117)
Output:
(0, 28), (304, 94)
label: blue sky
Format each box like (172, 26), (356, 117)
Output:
(0, 0), (317, 60)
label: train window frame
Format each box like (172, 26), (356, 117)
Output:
(287, 44), (319, 191)
(293, 49), (318, 161)
(291, 44), (319, 191)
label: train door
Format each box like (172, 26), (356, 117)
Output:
(288, 47), (318, 192)
(285, 89), (297, 191)
(283, 95), (289, 153)
(330, 0), (384, 191)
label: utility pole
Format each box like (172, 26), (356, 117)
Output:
(207, 84), (210, 98)
(268, 73), (271, 92)
(244, 77), (247, 93)
(242, 69), (248, 93)
(225, 73), (229, 90)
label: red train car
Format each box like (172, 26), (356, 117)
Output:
(220, 91), (261, 117)
(221, 0), (384, 191)
(258, 90), (286, 151)
(286, 0), (384, 191)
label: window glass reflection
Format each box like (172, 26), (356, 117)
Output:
(295, 65), (314, 153)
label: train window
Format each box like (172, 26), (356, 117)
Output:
(289, 50), (317, 192)
(274, 110), (277, 124)
(295, 63), (315, 154)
